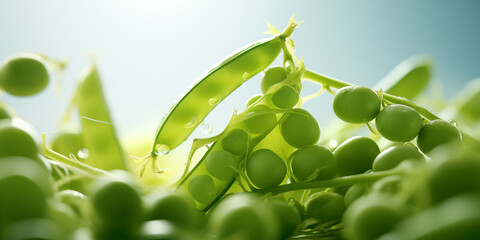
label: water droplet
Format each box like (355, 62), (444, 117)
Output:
(200, 121), (213, 134)
(155, 144), (170, 156)
(184, 116), (197, 128)
(448, 119), (458, 127)
(77, 148), (89, 159)
(327, 140), (338, 149)
(242, 72), (252, 80)
(208, 97), (221, 106)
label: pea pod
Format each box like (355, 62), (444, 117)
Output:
(77, 66), (128, 171)
(151, 19), (300, 155)
(374, 54), (432, 100)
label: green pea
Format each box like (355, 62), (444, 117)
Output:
(246, 149), (286, 189)
(245, 94), (262, 108)
(270, 84), (300, 109)
(280, 108), (320, 148)
(261, 66), (288, 94)
(0, 156), (53, 197)
(90, 173), (142, 227)
(221, 128), (249, 156)
(0, 175), (48, 223)
(0, 118), (40, 161)
(243, 105), (277, 134)
(344, 184), (368, 208)
(50, 131), (85, 160)
(375, 104), (422, 142)
(205, 150), (238, 181)
(428, 154), (480, 204)
(371, 175), (403, 194)
(0, 157), (52, 226)
(0, 53), (49, 96)
(344, 194), (406, 240)
(188, 175), (216, 205)
(305, 191), (345, 223)
(146, 192), (200, 230)
(334, 136), (380, 176)
(209, 193), (280, 240)
(332, 86), (380, 124)
(267, 199), (301, 239)
(290, 145), (336, 181)
(372, 145), (424, 171)
(416, 119), (462, 154)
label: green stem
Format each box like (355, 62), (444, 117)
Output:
(253, 169), (402, 195)
(43, 149), (109, 176)
(303, 69), (480, 147)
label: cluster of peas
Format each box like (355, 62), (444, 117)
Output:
(2, 17), (480, 240)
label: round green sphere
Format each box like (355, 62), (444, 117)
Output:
(416, 119), (462, 154)
(0, 53), (49, 96)
(332, 86), (380, 123)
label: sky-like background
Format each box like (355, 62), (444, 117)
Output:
(1, 0), (479, 147)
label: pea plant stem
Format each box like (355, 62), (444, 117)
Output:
(43, 149), (109, 176)
(254, 169), (403, 195)
(303, 69), (480, 147)
(41, 134), (109, 176)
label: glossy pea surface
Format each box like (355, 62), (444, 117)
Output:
(280, 108), (320, 148)
(290, 145), (336, 181)
(246, 149), (286, 189)
(332, 86), (380, 123)
(375, 104), (422, 142)
(334, 136), (380, 176)
(372, 145), (424, 171)
(416, 119), (462, 154)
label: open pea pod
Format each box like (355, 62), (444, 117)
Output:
(77, 65), (128, 171)
(151, 19), (300, 155)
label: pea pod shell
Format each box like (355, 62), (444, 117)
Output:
(77, 66), (127, 171)
(153, 37), (283, 152)
(374, 54), (432, 100)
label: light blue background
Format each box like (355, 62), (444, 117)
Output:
(1, 0), (479, 144)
